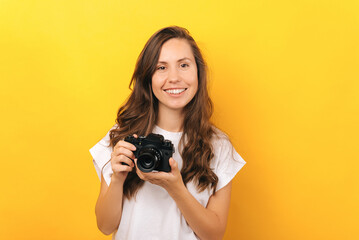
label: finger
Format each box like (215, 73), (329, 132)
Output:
(169, 158), (178, 171)
(112, 164), (133, 173)
(112, 155), (135, 167)
(133, 134), (138, 138)
(112, 147), (135, 160)
(136, 169), (146, 180)
(134, 159), (146, 179)
(142, 170), (169, 181)
(114, 140), (136, 151)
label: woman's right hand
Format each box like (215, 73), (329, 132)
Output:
(110, 138), (137, 183)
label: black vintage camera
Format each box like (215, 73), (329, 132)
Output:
(124, 133), (175, 172)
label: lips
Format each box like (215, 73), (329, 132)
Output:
(163, 88), (187, 94)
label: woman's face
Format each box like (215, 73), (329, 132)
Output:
(151, 38), (198, 113)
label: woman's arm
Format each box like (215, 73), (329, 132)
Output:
(95, 140), (136, 235)
(95, 174), (126, 235)
(169, 179), (232, 240)
(135, 158), (232, 240)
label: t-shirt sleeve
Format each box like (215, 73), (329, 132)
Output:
(89, 126), (116, 186)
(213, 137), (246, 191)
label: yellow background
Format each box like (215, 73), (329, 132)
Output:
(1, 0), (358, 239)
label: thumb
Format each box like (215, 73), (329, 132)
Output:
(169, 157), (178, 170)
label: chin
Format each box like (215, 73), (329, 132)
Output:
(169, 105), (186, 111)
(160, 103), (186, 111)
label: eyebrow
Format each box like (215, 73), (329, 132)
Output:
(157, 57), (192, 64)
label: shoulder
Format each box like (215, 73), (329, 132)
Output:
(210, 126), (232, 151)
(89, 124), (118, 185)
(210, 126), (246, 191)
(210, 126), (245, 164)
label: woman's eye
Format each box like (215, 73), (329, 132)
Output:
(180, 63), (189, 68)
(157, 66), (166, 70)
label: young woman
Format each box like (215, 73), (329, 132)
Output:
(90, 26), (246, 240)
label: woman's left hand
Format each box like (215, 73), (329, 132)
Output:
(134, 157), (185, 194)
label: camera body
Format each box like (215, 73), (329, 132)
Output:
(124, 133), (175, 172)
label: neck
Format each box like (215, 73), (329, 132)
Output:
(156, 105), (184, 132)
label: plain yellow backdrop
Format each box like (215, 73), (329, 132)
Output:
(1, 0), (358, 239)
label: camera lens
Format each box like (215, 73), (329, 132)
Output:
(139, 153), (155, 168)
(137, 147), (161, 172)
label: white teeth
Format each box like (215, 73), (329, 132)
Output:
(165, 88), (186, 94)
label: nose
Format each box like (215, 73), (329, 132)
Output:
(168, 67), (180, 82)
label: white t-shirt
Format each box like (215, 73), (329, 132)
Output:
(90, 125), (246, 240)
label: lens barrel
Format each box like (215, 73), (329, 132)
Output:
(137, 147), (162, 172)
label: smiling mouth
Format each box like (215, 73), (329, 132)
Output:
(164, 88), (187, 94)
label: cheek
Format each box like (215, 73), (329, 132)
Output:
(151, 76), (164, 96)
(192, 81), (199, 96)
(182, 69), (197, 83)
(192, 76), (199, 97)
(188, 72), (198, 91)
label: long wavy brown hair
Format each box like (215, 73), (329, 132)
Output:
(109, 26), (218, 198)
